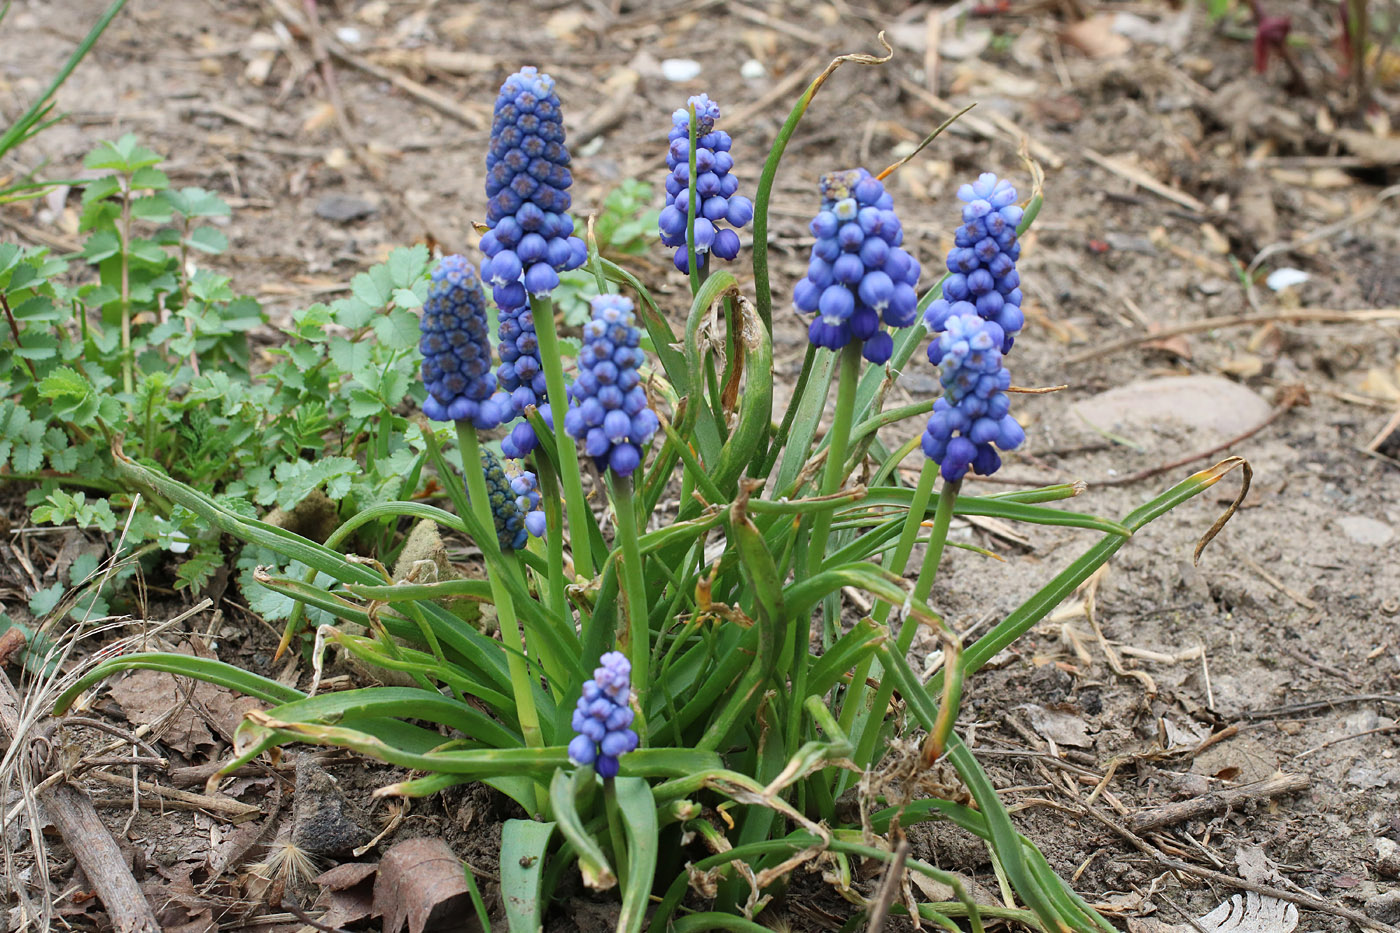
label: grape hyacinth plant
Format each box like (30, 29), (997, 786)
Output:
(52, 50), (1253, 933)
(921, 313), (1025, 481)
(563, 295), (659, 477)
(792, 167), (920, 365)
(657, 94), (754, 274)
(418, 255), (505, 427)
(478, 66), (588, 461)
(567, 651), (639, 779)
(924, 172), (1025, 352)
(483, 448), (546, 551)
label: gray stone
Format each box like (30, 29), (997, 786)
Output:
(291, 757), (372, 856)
(1072, 375), (1272, 449)
(315, 194), (377, 223)
(1337, 516), (1395, 547)
(1365, 890), (1400, 925)
(1377, 838), (1400, 878)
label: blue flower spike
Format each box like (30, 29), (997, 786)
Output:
(481, 448), (546, 551)
(478, 66), (589, 457)
(658, 94), (754, 274)
(567, 651), (639, 779)
(920, 313), (1025, 481)
(563, 295), (659, 477)
(418, 255), (505, 428)
(923, 172), (1025, 353)
(920, 173), (1028, 482)
(791, 168), (921, 364)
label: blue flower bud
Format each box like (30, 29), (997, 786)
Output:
(662, 94), (752, 273)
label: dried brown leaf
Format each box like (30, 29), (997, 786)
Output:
(373, 838), (479, 933)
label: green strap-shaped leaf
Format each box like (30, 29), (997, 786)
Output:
(612, 777), (658, 933)
(549, 769), (615, 891)
(53, 652), (303, 715)
(501, 819), (555, 933)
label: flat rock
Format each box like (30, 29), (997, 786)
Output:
(315, 194), (378, 223)
(1072, 375), (1271, 448)
(1337, 515), (1395, 547)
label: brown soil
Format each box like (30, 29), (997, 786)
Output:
(3, 0), (1400, 930)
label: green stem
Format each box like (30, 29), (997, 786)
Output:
(754, 343), (816, 480)
(609, 473), (649, 744)
(849, 475), (959, 773)
(529, 293), (593, 577)
(835, 459), (937, 744)
(119, 172), (133, 396)
(533, 455), (570, 628)
(455, 423), (543, 755)
(685, 101), (701, 296)
(804, 342), (861, 580)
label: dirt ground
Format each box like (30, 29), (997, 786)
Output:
(3, 0), (1400, 930)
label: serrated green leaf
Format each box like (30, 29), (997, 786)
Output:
(28, 583), (64, 618)
(186, 225), (228, 254)
(347, 388), (382, 419)
(82, 229), (120, 263)
(328, 337), (371, 374)
(372, 308), (419, 350)
(330, 297), (374, 330)
(130, 166), (169, 191)
(128, 238), (168, 266)
(12, 295), (59, 322)
(386, 244), (429, 288)
(84, 134), (162, 173)
(167, 187), (230, 218)
(130, 195), (171, 223)
(350, 269), (388, 310)
(390, 286), (421, 309)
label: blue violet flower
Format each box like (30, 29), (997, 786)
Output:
(563, 295), (658, 477)
(478, 66), (589, 456)
(658, 94), (753, 274)
(791, 168), (920, 364)
(567, 651), (639, 779)
(922, 173), (1024, 353)
(418, 255), (504, 428)
(920, 312), (1025, 481)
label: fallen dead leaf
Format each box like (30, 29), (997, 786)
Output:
(374, 837), (480, 933)
(1060, 17), (1131, 59)
(314, 862), (379, 929)
(1020, 703), (1094, 748)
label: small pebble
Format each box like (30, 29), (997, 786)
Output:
(660, 58), (702, 82)
(740, 59), (766, 80)
(1337, 516), (1395, 547)
(315, 194), (377, 223)
(1376, 838), (1400, 878)
(1266, 267), (1311, 291)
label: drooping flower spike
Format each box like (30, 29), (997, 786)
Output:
(481, 448), (546, 551)
(922, 173), (1024, 353)
(477, 66), (589, 457)
(567, 651), (639, 779)
(791, 168), (921, 364)
(657, 94), (754, 274)
(418, 255), (505, 428)
(563, 295), (659, 477)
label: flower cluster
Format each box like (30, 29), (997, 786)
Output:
(481, 448), (546, 551)
(921, 174), (1028, 481)
(478, 67), (588, 456)
(418, 256), (504, 428)
(791, 169), (920, 364)
(922, 173), (1024, 353)
(563, 295), (658, 477)
(567, 651), (639, 779)
(657, 94), (753, 274)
